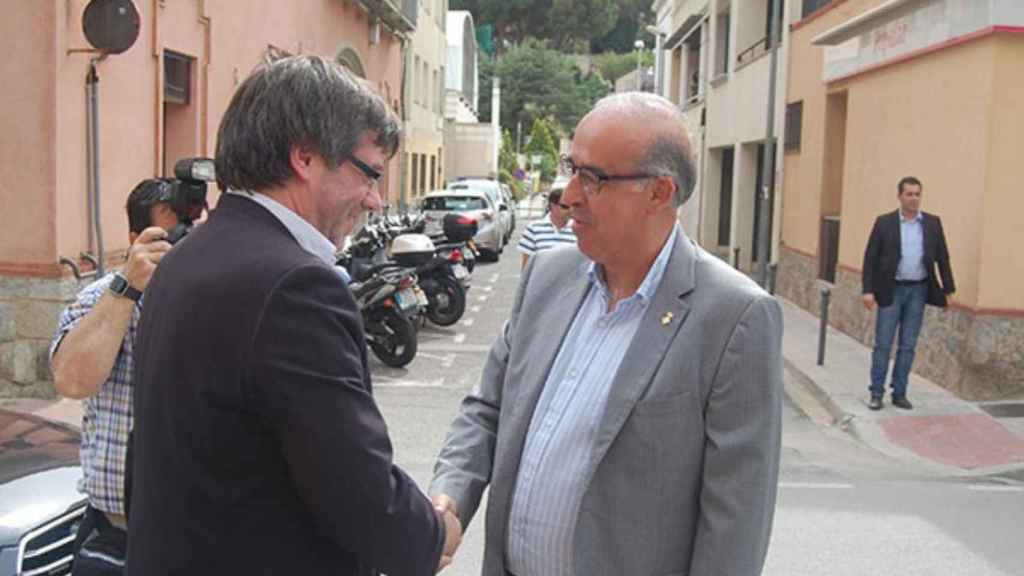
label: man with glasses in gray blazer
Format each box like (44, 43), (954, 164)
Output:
(431, 92), (784, 576)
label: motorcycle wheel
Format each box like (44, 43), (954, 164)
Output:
(369, 309), (418, 368)
(425, 275), (466, 327)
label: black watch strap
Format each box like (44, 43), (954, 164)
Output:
(110, 273), (143, 302)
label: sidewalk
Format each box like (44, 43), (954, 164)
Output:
(780, 297), (1024, 479)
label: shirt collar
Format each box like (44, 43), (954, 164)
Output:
(227, 189), (337, 266)
(587, 223), (680, 304)
(900, 211), (922, 223)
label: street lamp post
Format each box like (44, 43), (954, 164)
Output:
(756, 0), (783, 288)
(634, 39), (645, 91)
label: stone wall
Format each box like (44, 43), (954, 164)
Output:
(0, 275), (82, 397)
(777, 245), (1024, 400)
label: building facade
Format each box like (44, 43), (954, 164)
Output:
(0, 0), (416, 396)
(652, 0), (791, 269)
(402, 0), (447, 205)
(443, 10), (498, 182)
(778, 0), (1024, 399)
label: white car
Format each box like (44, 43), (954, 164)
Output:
(446, 179), (514, 246)
(420, 190), (505, 260)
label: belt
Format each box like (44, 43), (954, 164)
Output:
(102, 510), (128, 531)
(894, 279), (927, 285)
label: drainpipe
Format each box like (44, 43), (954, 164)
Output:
(756, 0), (783, 288)
(86, 55), (108, 277)
(399, 34), (411, 211)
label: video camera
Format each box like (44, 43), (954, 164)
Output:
(162, 158), (216, 244)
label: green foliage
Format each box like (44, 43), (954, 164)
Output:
(499, 129), (518, 176)
(525, 118), (559, 181)
(590, 0), (655, 54)
(592, 50), (655, 84)
(451, 0), (631, 53)
(488, 39), (611, 135)
(499, 168), (524, 199)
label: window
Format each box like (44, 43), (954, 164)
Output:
(422, 195), (488, 211)
(413, 56), (421, 104)
(164, 51), (192, 105)
(802, 0), (833, 19)
(430, 155), (437, 189)
(714, 5), (731, 77)
(419, 154), (427, 194)
(432, 70), (439, 113)
(411, 153), (419, 196)
(785, 102), (803, 152)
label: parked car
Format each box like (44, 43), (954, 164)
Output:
(446, 179), (514, 246)
(499, 182), (517, 239)
(421, 190), (505, 260)
(0, 409), (86, 576)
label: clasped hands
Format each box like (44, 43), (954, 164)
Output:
(433, 494), (462, 573)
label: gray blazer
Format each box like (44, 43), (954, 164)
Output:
(431, 231), (783, 576)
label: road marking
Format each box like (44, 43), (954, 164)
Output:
(461, 318), (475, 327)
(777, 482), (854, 490)
(967, 484), (1024, 492)
(478, 295), (489, 302)
(470, 305), (482, 313)
(420, 343), (492, 353)
(374, 376), (445, 388)
(480, 285), (494, 292)
(489, 273), (500, 284)
(454, 333), (467, 344)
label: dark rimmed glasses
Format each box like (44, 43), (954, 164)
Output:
(559, 155), (659, 197)
(347, 155), (383, 187)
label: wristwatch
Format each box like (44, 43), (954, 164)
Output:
(109, 272), (143, 302)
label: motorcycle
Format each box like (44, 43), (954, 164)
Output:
(338, 258), (423, 368)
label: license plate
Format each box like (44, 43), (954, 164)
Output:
(395, 288), (417, 311)
(414, 287), (429, 307)
(453, 264), (469, 279)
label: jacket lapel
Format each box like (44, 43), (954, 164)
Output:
(585, 233), (696, 473)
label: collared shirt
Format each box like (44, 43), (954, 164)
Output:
(227, 189), (337, 267)
(506, 224), (680, 576)
(50, 273), (138, 516)
(896, 211), (927, 281)
(517, 214), (576, 257)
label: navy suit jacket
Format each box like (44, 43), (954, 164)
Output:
(127, 195), (443, 575)
(862, 209), (955, 308)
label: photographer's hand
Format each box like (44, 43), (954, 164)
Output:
(124, 227), (173, 292)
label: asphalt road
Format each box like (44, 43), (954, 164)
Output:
(372, 224), (1024, 576)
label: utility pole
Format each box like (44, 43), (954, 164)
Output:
(756, 0), (783, 288)
(634, 40), (645, 91)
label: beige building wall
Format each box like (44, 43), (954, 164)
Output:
(0, 0), (409, 396)
(777, 0), (1024, 398)
(405, 0), (447, 201)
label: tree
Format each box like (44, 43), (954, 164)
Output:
(592, 50), (655, 85)
(451, 0), (623, 52)
(488, 39), (610, 136)
(590, 0), (656, 54)
(525, 118), (559, 181)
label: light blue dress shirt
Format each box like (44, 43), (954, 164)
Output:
(896, 212), (927, 281)
(505, 225), (680, 576)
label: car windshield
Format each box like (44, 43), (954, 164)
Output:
(449, 182), (500, 206)
(423, 196), (488, 212)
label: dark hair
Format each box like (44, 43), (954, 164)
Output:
(126, 179), (173, 234)
(547, 188), (563, 204)
(898, 176), (922, 195)
(215, 54), (401, 192)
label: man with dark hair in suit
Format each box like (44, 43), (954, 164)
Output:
(862, 176), (955, 411)
(126, 55), (459, 575)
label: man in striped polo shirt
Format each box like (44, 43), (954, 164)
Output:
(518, 188), (576, 269)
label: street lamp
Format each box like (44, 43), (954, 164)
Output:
(634, 39), (645, 91)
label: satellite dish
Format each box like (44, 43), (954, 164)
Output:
(82, 0), (140, 55)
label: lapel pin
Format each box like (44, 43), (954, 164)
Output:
(661, 311), (674, 326)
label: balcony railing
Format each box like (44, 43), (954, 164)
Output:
(359, 0), (417, 33)
(736, 36), (770, 67)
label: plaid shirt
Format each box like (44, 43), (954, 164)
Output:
(50, 273), (139, 516)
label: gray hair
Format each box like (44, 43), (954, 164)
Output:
(593, 92), (696, 207)
(215, 54), (401, 192)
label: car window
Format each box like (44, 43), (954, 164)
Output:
(423, 196), (488, 212)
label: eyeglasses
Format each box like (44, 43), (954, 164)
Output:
(347, 155), (383, 187)
(559, 155), (659, 196)
(550, 201), (570, 210)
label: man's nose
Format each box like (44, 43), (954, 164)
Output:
(363, 187), (383, 212)
(561, 175), (584, 207)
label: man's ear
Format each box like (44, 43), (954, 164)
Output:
(289, 145), (318, 183)
(648, 176), (676, 212)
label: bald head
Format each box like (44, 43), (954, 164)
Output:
(581, 92), (697, 207)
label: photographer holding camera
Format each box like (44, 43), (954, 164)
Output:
(49, 169), (208, 576)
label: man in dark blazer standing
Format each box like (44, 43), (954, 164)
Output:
(126, 55), (459, 575)
(862, 176), (955, 411)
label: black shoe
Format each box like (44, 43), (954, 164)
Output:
(891, 396), (914, 410)
(868, 396), (883, 411)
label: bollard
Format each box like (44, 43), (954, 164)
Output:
(817, 283), (831, 366)
(733, 247), (741, 270)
